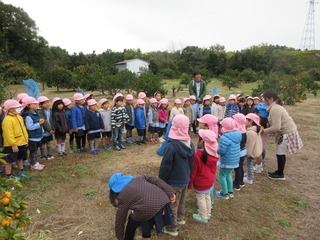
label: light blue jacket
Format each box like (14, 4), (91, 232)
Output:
(218, 131), (242, 166)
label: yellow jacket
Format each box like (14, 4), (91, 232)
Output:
(2, 112), (28, 147)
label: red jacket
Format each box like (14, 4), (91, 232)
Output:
(158, 108), (168, 123)
(188, 149), (219, 191)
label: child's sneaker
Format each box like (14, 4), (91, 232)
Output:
(140, 141), (147, 145)
(69, 149), (74, 153)
(31, 162), (44, 171)
(254, 164), (263, 173)
(119, 144), (126, 149)
(233, 184), (241, 191)
(192, 213), (208, 223)
(163, 227), (179, 236)
(58, 152), (64, 157)
(23, 160), (30, 167)
(95, 148), (102, 152)
(114, 146), (121, 151)
(159, 137), (165, 143)
(47, 154), (55, 160)
(62, 152), (67, 156)
(6, 175), (21, 181)
(215, 191), (229, 199)
(91, 149), (97, 155)
(228, 192), (234, 198)
(12, 163), (18, 169)
(243, 177), (253, 184)
(240, 182), (245, 188)
(40, 155), (47, 161)
(126, 139), (134, 144)
(19, 171), (30, 178)
(177, 219), (186, 225)
(81, 148), (87, 153)
(77, 148), (82, 153)
(104, 145), (112, 149)
(129, 138), (135, 143)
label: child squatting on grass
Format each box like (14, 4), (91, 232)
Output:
(109, 173), (176, 240)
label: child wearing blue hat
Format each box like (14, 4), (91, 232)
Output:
(108, 173), (176, 240)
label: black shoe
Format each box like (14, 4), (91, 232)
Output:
(233, 184), (240, 191)
(268, 172), (285, 180)
(141, 141), (147, 145)
(136, 141), (142, 145)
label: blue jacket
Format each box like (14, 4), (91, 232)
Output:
(85, 110), (104, 131)
(72, 105), (87, 129)
(134, 107), (146, 129)
(218, 131), (242, 166)
(159, 140), (195, 187)
(22, 110), (43, 139)
(224, 104), (239, 118)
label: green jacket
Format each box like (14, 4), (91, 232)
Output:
(39, 108), (54, 132)
(188, 79), (207, 101)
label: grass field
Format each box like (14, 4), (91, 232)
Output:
(5, 82), (320, 240)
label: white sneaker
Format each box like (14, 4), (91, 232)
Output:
(31, 162), (44, 170)
(254, 164), (263, 173)
(159, 137), (165, 143)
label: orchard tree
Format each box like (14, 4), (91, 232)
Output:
(43, 66), (73, 91)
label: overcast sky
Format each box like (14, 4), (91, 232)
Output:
(3, 0), (320, 54)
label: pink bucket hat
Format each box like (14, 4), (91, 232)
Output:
(22, 96), (38, 109)
(17, 93), (28, 102)
(149, 98), (157, 104)
(4, 100), (21, 110)
(99, 98), (109, 106)
(168, 115), (190, 140)
(253, 97), (260, 101)
(38, 96), (49, 103)
(220, 117), (238, 134)
(160, 98), (168, 104)
(112, 93), (124, 105)
(246, 113), (261, 126)
(197, 114), (219, 136)
(125, 94), (134, 100)
(73, 93), (85, 101)
(219, 97), (226, 103)
(52, 97), (61, 104)
(236, 94), (242, 98)
(233, 113), (247, 133)
(198, 129), (218, 156)
(62, 98), (72, 106)
(228, 94), (237, 100)
(203, 95), (211, 101)
(84, 93), (93, 100)
(183, 97), (190, 105)
(247, 96), (253, 100)
(138, 92), (146, 99)
(189, 95), (196, 100)
(87, 99), (97, 106)
(137, 99), (145, 105)
(174, 99), (181, 104)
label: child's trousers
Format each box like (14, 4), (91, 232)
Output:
(113, 126), (124, 146)
(247, 157), (255, 180)
(195, 192), (211, 219)
(168, 186), (186, 231)
(219, 168), (234, 195)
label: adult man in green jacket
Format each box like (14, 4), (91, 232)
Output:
(188, 71), (207, 103)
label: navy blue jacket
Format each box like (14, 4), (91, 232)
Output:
(159, 140), (195, 187)
(85, 110), (104, 131)
(22, 110), (43, 139)
(72, 105), (87, 128)
(134, 107), (146, 129)
(218, 131), (242, 166)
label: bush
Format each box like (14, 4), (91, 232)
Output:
(133, 72), (167, 97)
(179, 73), (191, 86)
(159, 68), (179, 79)
(239, 68), (261, 83)
(219, 69), (240, 90)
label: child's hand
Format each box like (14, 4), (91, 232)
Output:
(169, 194), (176, 204)
(101, 129), (104, 132)
(88, 131), (92, 134)
(50, 130), (55, 134)
(74, 128), (78, 133)
(149, 123), (152, 127)
(12, 146), (19, 153)
(69, 130), (72, 135)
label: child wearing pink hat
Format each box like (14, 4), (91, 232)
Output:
(199, 95), (212, 117)
(224, 94), (239, 118)
(189, 96), (199, 134)
(148, 98), (159, 144)
(245, 96), (255, 114)
(2, 100), (30, 180)
(169, 99), (184, 120)
(38, 96), (55, 161)
(72, 93), (87, 153)
(182, 98), (194, 134)
(135, 99), (147, 145)
(232, 113), (247, 190)
(243, 113), (263, 184)
(21, 97), (45, 171)
(124, 95), (135, 144)
(197, 114), (219, 137)
(111, 95), (129, 151)
(188, 129), (219, 223)
(159, 115), (195, 236)
(52, 99), (69, 156)
(63, 98), (75, 153)
(99, 99), (112, 149)
(158, 98), (169, 142)
(215, 118), (242, 199)
(211, 95), (220, 116)
(215, 97), (226, 121)
(85, 99), (104, 155)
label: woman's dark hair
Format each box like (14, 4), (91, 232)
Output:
(199, 137), (208, 164)
(109, 189), (119, 207)
(193, 70), (202, 76)
(251, 120), (261, 133)
(262, 90), (283, 106)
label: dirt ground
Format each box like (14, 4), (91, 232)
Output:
(7, 87), (319, 239)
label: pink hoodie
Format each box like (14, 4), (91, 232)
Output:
(158, 108), (168, 123)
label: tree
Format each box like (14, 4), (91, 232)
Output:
(133, 72), (167, 97)
(219, 69), (240, 90)
(43, 66), (73, 91)
(1, 60), (35, 84)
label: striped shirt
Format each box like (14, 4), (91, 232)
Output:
(111, 106), (129, 127)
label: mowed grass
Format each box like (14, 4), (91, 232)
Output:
(5, 83), (320, 240)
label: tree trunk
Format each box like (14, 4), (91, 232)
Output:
(172, 87), (176, 98)
(57, 86), (59, 92)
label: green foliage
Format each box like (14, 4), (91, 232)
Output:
(1, 61), (35, 84)
(133, 72), (167, 97)
(298, 72), (320, 97)
(83, 190), (97, 196)
(252, 73), (281, 97)
(159, 68), (178, 79)
(278, 75), (306, 105)
(42, 66), (73, 91)
(276, 219), (291, 228)
(219, 69), (241, 90)
(179, 73), (191, 86)
(239, 68), (263, 83)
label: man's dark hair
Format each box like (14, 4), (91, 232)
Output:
(193, 70), (202, 77)
(115, 96), (124, 103)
